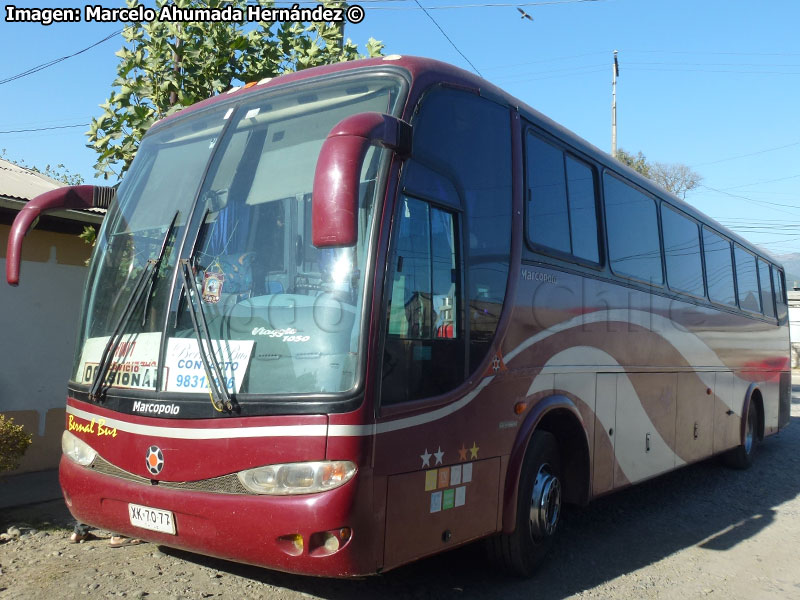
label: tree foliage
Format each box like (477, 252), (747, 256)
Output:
(0, 149), (84, 186)
(614, 148), (651, 178)
(0, 414), (32, 473)
(87, 0), (384, 179)
(614, 147), (702, 199)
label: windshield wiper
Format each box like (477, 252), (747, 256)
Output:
(89, 212), (179, 402)
(178, 258), (235, 413)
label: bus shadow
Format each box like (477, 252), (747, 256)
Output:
(160, 411), (800, 599)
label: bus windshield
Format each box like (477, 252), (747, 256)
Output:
(73, 73), (405, 400)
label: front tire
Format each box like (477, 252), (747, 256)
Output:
(489, 431), (562, 576)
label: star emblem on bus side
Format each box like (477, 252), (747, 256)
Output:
(469, 442), (479, 459)
(458, 444), (468, 461)
(420, 448), (432, 468)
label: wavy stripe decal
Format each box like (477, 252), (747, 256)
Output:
(506, 309), (742, 413)
(330, 376), (495, 437)
(527, 347), (685, 483)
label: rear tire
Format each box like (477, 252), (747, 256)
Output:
(724, 400), (758, 469)
(488, 431), (562, 576)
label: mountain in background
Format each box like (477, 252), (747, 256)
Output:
(776, 253), (800, 290)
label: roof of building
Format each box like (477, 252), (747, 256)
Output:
(0, 157), (66, 200)
(0, 158), (104, 223)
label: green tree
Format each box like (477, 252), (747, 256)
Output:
(88, 0), (384, 179)
(614, 148), (651, 178)
(0, 415), (32, 473)
(614, 147), (702, 199)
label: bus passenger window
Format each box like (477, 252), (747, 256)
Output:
(566, 157), (599, 263)
(734, 245), (761, 313)
(603, 174), (663, 285)
(526, 134), (569, 254)
(758, 258), (776, 318)
(662, 205), (703, 297)
(773, 267), (788, 321)
(525, 134), (599, 263)
(702, 227), (736, 306)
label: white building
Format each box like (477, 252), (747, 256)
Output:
(1, 158), (103, 473)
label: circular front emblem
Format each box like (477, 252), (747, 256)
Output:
(146, 446), (164, 475)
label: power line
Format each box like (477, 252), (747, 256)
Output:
(479, 50), (608, 72)
(624, 49), (800, 58)
(368, 0), (603, 8)
(722, 174), (800, 191)
(412, 0), (482, 77)
(692, 141), (800, 167)
(700, 184), (800, 213)
(0, 29), (121, 86)
(0, 123), (89, 134)
(626, 67), (800, 76)
(627, 61), (800, 68)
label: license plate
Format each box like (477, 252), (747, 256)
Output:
(128, 503), (176, 535)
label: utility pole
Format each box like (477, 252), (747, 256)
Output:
(611, 50), (619, 156)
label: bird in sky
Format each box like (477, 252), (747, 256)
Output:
(517, 7), (533, 20)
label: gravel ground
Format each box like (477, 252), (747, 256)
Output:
(2, 399), (800, 600)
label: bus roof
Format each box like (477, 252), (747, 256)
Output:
(154, 55), (782, 268)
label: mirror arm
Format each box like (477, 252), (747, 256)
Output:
(312, 112), (411, 248)
(6, 185), (115, 285)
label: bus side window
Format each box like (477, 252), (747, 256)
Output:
(603, 173), (663, 286)
(661, 204), (704, 297)
(758, 258), (776, 318)
(702, 227), (736, 307)
(773, 266), (788, 321)
(734, 245), (761, 313)
(525, 133), (599, 263)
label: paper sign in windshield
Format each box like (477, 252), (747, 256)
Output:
(77, 333), (162, 390)
(163, 338), (254, 393)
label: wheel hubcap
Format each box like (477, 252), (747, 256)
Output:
(744, 406), (755, 454)
(529, 464), (561, 539)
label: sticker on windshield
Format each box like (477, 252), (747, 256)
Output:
(76, 333), (162, 390)
(163, 338), (254, 393)
(202, 270), (224, 303)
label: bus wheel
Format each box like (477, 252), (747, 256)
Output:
(724, 401), (758, 469)
(489, 431), (562, 576)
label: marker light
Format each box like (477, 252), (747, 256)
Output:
(237, 461), (356, 495)
(61, 430), (97, 466)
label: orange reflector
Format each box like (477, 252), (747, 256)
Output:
(514, 402), (527, 415)
(244, 81), (257, 88)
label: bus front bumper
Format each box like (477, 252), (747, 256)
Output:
(59, 456), (377, 577)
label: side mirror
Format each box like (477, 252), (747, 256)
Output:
(312, 112), (411, 248)
(5, 185), (115, 286)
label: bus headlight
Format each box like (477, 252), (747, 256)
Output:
(61, 430), (97, 466)
(237, 461), (356, 495)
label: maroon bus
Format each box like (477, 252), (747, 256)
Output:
(6, 55), (790, 577)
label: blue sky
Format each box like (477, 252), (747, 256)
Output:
(1, 0), (799, 255)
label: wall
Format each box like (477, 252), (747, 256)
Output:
(0, 223), (91, 473)
(789, 291), (800, 368)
